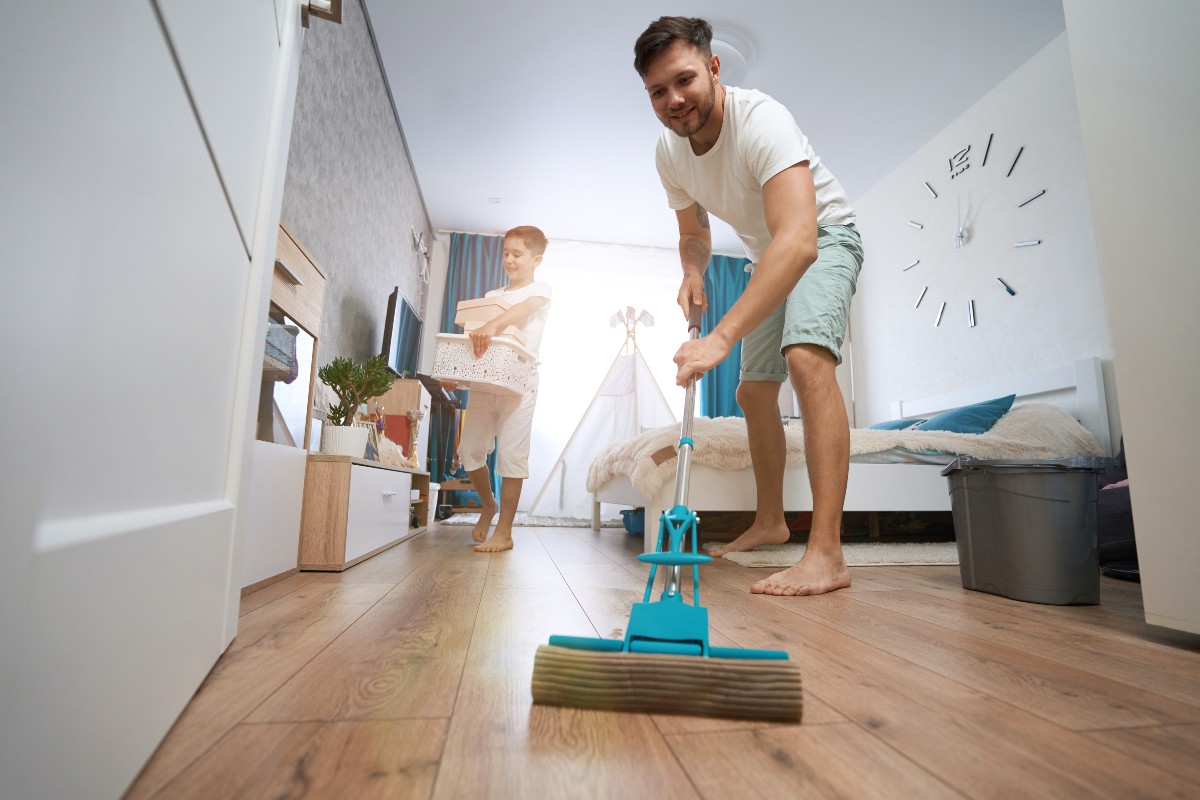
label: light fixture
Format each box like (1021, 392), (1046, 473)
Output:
(709, 24), (754, 87)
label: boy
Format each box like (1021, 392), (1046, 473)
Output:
(452, 225), (552, 552)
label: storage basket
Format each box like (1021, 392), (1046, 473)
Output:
(430, 333), (537, 396)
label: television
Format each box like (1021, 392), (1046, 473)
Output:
(381, 287), (423, 378)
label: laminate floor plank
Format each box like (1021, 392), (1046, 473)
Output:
(1084, 724), (1200, 786)
(126, 581), (395, 799)
(849, 589), (1200, 707)
(238, 570), (323, 615)
(434, 585), (699, 800)
(665, 723), (963, 799)
(155, 719), (446, 800)
(246, 559), (488, 722)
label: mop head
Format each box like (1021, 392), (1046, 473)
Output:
(531, 644), (803, 722)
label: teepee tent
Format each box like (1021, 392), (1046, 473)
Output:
(529, 308), (677, 520)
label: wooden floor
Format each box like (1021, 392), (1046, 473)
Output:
(126, 523), (1200, 799)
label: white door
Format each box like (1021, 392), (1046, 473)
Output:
(0, 2), (300, 797)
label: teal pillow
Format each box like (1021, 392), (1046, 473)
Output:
(912, 394), (1015, 434)
(868, 418), (926, 430)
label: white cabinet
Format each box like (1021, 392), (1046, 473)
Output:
(299, 456), (430, 570)
(243, 441), (308, 589)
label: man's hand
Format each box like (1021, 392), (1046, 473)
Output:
(673, 332), (732, 386)
(677, 271), (707, 321)
(469, 321), (498, 358)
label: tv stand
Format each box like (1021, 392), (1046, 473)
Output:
(298, 455), (431, 571)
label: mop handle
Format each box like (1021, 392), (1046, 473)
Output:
(671, 305), (704, 509)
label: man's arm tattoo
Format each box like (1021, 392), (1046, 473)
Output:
(695, 204), (710, 229)
(683, 236), (711, 271)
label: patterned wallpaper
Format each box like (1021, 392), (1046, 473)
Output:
(279, 0), (432, 363)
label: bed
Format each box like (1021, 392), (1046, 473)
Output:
(588, 357), (1113, 553)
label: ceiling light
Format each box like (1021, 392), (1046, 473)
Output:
(710, 25), (754, 87)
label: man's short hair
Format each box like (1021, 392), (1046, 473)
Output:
(505, 225), (548, 256)
(634, 16), (713, 78)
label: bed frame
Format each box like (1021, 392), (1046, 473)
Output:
(592, 357), (1112, 553)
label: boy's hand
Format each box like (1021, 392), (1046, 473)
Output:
(677, 271), (707, 321)
(469, 321), (499, 358)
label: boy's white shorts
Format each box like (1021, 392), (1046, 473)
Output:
(458, 387), (537, 479)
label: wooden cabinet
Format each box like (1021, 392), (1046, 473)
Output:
(298, 455), (431, 571)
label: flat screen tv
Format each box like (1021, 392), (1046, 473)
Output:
(381, 287), (423, 378)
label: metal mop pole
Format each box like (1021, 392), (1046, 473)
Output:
(662, 308), (702, 598)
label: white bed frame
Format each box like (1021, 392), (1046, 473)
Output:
(592, 357), (1112, 553)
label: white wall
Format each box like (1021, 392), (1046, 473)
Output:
(851, 34), (1117, 440)
(1064, 0), (1200, 634)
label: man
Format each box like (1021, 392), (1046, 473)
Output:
(634, 16), (863, 596)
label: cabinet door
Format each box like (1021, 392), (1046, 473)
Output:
(156, 0), (281, 255)
(345, 467), (413, 562)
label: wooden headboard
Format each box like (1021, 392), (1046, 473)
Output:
(889, 357), (1113, 456)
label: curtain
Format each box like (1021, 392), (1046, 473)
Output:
(436, 232), (506, 497)
(700, 254), (752, 418)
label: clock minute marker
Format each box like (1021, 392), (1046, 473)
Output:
(903, 259), (920, 271)
(1018, 189), (1046, 208)
(934, 302), (945, 327)
(982, 133), (993, 166)
(1006, 146), (1024, 178)
(1014, 240), (1041, 247)
(914, 287), (928, 308)
(908, 220), (924, 229)
(924, 181), (938, 198)
(968, 300), (976, 328)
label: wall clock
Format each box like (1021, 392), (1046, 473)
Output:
(902, 132), (1046, 328)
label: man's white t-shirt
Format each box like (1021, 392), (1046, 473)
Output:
(485, 280), (552, 358)
(655, 86), (856, 263)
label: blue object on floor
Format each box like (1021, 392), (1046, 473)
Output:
(620, 508), (644, 535)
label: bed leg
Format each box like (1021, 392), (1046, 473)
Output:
(592, 497), (600, 531)
(868, 511), (880, 541)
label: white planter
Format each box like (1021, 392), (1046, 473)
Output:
(321, 425), (369, 458)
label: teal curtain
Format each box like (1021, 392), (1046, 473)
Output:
(700, 254), (752, 418)
(437, 232), (505, 496)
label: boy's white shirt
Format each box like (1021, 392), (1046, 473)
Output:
(485, 280), (552, 358)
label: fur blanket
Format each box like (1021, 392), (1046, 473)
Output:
(586, 402), (1103, 502)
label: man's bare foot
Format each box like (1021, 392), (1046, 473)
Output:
(709, 520), (791, 557)
(474, 530), (513, 552)
(750, 546), (851, 596)
(471, 501), (498, 543)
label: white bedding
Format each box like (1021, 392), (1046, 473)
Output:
(586, 402), (1103, 504)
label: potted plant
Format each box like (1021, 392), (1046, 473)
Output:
(316, 354), (397, 457)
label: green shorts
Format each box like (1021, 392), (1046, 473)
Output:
(740, 224), (863, 381)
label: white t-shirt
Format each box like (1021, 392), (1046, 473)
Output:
(655, 86), (856, 263)
(485, 280), (552, 358)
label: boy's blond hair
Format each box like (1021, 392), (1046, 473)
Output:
(504, 225), (548, 257)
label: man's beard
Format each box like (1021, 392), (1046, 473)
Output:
(663, 82), (715, 138)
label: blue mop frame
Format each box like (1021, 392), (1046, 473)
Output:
(547, 447), (789, 662)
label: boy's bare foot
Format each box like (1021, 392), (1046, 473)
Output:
(708, 520), (791, 557)
(474, 530), (513, 552)
(750, 545), (851, 596)
(471, 501), (498, 543)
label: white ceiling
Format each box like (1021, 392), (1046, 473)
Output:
(364, 1), (1066, 255)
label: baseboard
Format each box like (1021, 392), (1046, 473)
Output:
(241, 567), (300, 597)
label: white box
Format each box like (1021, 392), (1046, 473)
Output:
(430, 333), (537, 396)
(453, 297), (527, 345)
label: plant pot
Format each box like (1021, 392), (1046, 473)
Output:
(320, 425), (369, 458)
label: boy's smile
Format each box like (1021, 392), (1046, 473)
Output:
(502, 238), (541, 288)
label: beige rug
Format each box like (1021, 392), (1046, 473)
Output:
(708, 541), (959, 568)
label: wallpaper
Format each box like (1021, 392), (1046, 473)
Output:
(279, 0), (432, 363)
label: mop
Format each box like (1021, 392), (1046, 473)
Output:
(530, 309), (803, 722)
